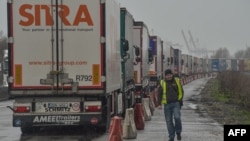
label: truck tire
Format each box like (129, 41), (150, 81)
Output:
(96, 125), (106, 134)
(21, 125), (36, 134)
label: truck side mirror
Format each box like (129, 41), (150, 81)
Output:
(148, 49), (153, 64)
(162, 54), (165, 61)
(133, 46), (141, 65)
(121, 38), (130, 62)
(121, 39), (129, 52)
(133, 46), (140, 56)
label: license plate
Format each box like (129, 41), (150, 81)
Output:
(36, 102), (80, 113)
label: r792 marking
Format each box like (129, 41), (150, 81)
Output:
(76, 75), (92, 81)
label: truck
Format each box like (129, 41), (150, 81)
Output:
(161, 41), (168, 76)
(120, 7), (136, 115)
(243, 59), (250, 71)
(219, 58), (227, 71)
(225, 59), (232, 71)
(202, 58), (208, 73)
(149, 36), (162, 92)
(7, 0), (132, 133)
(166, 45), (175, 71)
(133, 21), (152, 102)
(149, 36), (162, 77)
(192, 56), (198, 74)
(231, 59), (239, 71)
(211, 58), (219, 72)
(173, 48), (182, 77)
(1, 49), (8, 87)
(181, 54), (189, 76)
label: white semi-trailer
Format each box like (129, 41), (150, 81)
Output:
(7, 0), (131, 133)
(133, 21), (152, 102)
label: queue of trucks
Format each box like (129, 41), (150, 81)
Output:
(7, 0), (157, 134)
(0, 49), (8, 87)
(4, 0), (250, 134)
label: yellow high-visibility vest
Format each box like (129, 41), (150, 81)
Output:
(160, 78), (183, 104)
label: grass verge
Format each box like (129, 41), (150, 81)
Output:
(210, 78), (250, 124)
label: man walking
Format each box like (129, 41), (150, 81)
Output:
(157, 69), (184, 141)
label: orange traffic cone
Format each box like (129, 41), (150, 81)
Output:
(108, 116), (123, 141)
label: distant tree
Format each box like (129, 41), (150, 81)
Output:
(234, 50), (245, 59)
(0, 36), (7, 48)
(243, 47), (250, 59)
(234, 47), (250, 59)
(211, 47), (230, 58)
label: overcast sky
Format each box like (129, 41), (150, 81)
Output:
(0, 0), (7, 36)
(118, 0), (250, 56)
(1, 0), (250, 56)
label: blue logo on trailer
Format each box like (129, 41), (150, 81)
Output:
(211, 59), (219, 71)
(149, 38), (156, 55)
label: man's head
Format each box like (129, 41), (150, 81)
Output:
(165, 69), (173, 81)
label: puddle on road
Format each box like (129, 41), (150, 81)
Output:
(187, 103), (198, 109)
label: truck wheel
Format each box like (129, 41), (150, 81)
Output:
(96, 125), (107, 134)
(21, 125), (35, 134)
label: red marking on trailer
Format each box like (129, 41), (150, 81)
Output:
(91, 118), (98, 125)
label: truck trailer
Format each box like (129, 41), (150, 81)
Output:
(7, 0), (132, 133)
(173, 48), (182, 77)
(1, 49), (8, 87)
(166, 46), (175, 71)
(120, 7), (136, 116)
(161, 40), (168, 77)
(133, 21), (152, 102)
(149, 35), (162, 92)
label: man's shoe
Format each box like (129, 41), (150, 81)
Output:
(177, 133), (181, 140)
(168, 139), (174, 141)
